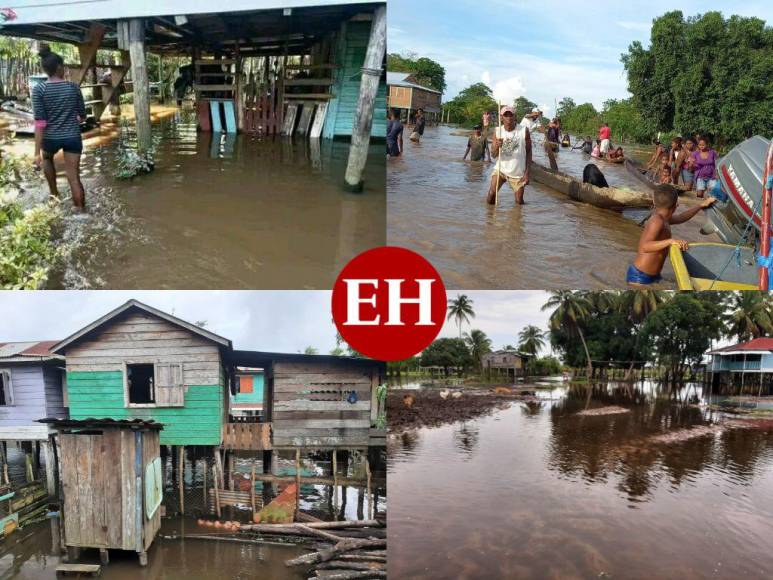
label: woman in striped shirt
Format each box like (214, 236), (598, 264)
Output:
(32, 44), (87, 209)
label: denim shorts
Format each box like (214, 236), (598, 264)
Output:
(681, 169), (694, 184)
(42, 136), (83, 156)
(626, 264), (662, 285)
(695, 177), (716, 191)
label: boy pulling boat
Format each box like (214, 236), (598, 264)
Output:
(488, 106), (532, 205)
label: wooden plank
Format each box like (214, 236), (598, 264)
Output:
(195, 59), (235, 65)
(197, 100), (211, 131)
(105, 432), (122, 548)
(296, 105), (314, 136)
(92, 434), (108, 547)
(76, 435), (93, 546)
(68, 344), (220, 358)
(310, 102), (328, 139)
(128, 18), (152, 153)
(284, 78), (334, 86)
(273, 390), (371, 402)
(285, 64), (338, 70)
(281, 104), (298, 136)
(195, 84), (236, 92)
(274, 420), (371, 429)
(223, 100), (237, 134)
(121, 430), (136, 550)
(273, 400), (370, 412)
(273, 362), (379, 374)
(284, 93), (334, 100)
(56, 563), (101, 575)
(272, 411), (369, 421)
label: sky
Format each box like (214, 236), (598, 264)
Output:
(0, 291), (552, 356)
(388, 0), (772, 115)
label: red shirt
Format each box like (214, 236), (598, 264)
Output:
(599, 126), (611, 140)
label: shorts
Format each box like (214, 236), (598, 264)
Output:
(681, 169), (695, 184)
(626, 264), (662, 285)
(600, 138), (610, 154)
(695, 177), (716, 191)
(409, 131), (420, 142)
(493, 172), (527, 192)
(42, 136), (83, 156)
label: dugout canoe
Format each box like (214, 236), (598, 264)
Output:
(598, 156), (625, 164)
(669, 242), (758, 290)
(625, 158), (658, 190)
(529, 162), (652, 210)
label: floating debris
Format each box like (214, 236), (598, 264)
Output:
(576, 406), (632, 417)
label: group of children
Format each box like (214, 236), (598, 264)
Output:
(646, 135), (720, 198)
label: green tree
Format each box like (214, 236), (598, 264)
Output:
(529, 356), (563, 376)
(641, 293), (723, 388)
(517, 325), (546, 357)
(387, 52), (446, 92)
(445, 83), (498, 126)
(463, 329), (492, 370)
(513, 96), (537, 120)
(447, 294), (475, 338)
(724, 291), (773, 342)
(420, 338), (474, 376)
(556, 97), (576, 119)
(542, 291), (594, 378)
(618, 289), (669, 379)
(303, 346), (318, 355)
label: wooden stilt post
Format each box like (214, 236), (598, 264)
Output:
(42, 440), (56, 497)
(215, 448), (224, 490)
(178, 445), (185, 515)
(294, 448), (301, 519)
(250, 464), (256, 520)
(343, 5), (386, 192)
(212, 465), (221, 519)
(25, 452), (34, 483)
(128, 18), (153, 154)
(332, 450), (338, 513)
(202, 457), (207, 513)
(365, 455), (372, 520)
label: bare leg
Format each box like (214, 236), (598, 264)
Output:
(487, 172), (506, 205)
(63, 152), (85, 209)
(41, 153), (59, 197)
(514, 186), (526, 205)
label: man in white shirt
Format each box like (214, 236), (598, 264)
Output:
(520, 107), (542, 132)
(488, 106), (532, 205)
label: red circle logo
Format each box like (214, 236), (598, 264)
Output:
(331, 246), (447, 361)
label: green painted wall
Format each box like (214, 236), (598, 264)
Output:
(323, 20), (387, 139)
(67, 371), (223, 445)
(233, 372), (264, 405)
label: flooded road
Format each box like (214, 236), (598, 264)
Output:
(388, 384), (773, 579)
(48, 110), (385, 289)
(387, 126), (715, 288)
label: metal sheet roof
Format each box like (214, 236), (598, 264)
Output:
(386, 71), (442, 95)
(0, 340), (62, 361)
(39, 417), (164, 430)
(0, 0), (374, 25)
(709, 338), (773, 355)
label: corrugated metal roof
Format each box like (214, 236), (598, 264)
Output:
(709, 337), (773, 354)
(386, 71), (442, 95)
(0, 340), (62, 360)
(39, 417), (164, 430)
(0, 0), (376, 26)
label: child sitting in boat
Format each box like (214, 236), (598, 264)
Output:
(627, 185), (716, 286)
(607, 146), (625, 160)
(591, 139), (601, 158)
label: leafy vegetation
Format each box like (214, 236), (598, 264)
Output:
(622, 11), (772, 147)
(447, 294), (476, 338)
(419, 338), (474, 376)
(387, 52), (446, 93)
(443, 83), (498, 128)
(0, 153), (61, 289)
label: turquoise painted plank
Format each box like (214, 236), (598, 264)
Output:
(209, 101), (223, 132)
(223, 101), (237, 133)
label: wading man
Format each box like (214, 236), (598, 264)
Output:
(488, 106), (532, 205)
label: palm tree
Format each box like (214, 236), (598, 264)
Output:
(618, 290), (668, 380)
(725, 291), (773, 342)
(541, 290), (593, 379)
(518, 325), (546, 357)
(447, 294), (475, 338)
(463, 329), (492, 370)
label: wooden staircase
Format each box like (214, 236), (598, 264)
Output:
(65, 23), (132, 121)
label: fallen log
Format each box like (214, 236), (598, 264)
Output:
(313, 571), (387, 579)
(240, 520), (381, 532)
(317, 561), (386, 571)
(340, 555), (386, 563)
(296, 511), (325, 523)
(286, 538), (387, 567)
(160, 533), (294, 547)
(296, 524), (344, 542)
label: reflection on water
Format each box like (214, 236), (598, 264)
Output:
(388, 383), (773, 579)
(49, 111), (385, 289)
(387, 126), (715, 288)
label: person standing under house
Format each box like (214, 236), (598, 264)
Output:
(410, 108), (426, 142)
(32, 44), (87, 209)
(463, 125), (490, 162)
(488, 106), (532, 205)
(598, 122), (611, 156)
(386, 108), (404, 157)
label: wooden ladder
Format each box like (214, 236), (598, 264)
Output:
(65, 23), (132, 121)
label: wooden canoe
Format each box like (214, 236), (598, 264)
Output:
(598, 156), (625, 164)
(625, 158), (659, 190)
(669, 242), (758, 290)
(529, 162), (653, 210)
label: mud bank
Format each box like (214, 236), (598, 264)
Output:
(387, 388), (535, 432)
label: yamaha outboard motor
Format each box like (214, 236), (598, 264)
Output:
(702, 135), (770, 245)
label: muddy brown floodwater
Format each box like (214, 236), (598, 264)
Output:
(1, 517), (310, 580)
(388, 383), (773, 579)
(47, 110), (385, 289)
(387, 126), (717, 289)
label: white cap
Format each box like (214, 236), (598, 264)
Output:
(531, 107), (541, 113)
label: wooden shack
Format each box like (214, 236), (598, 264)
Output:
(50, 300), (232, 448)
(226, 351), (384, 449)
(41, 418), (163, 566)
(386, 71), (443, 123)
(482, 349), (533, 382)
(0, 341), (66, 494)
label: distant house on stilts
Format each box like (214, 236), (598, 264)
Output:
(707, 338), (773, 395)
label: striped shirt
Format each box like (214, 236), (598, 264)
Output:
(32, 80), (86, 140)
